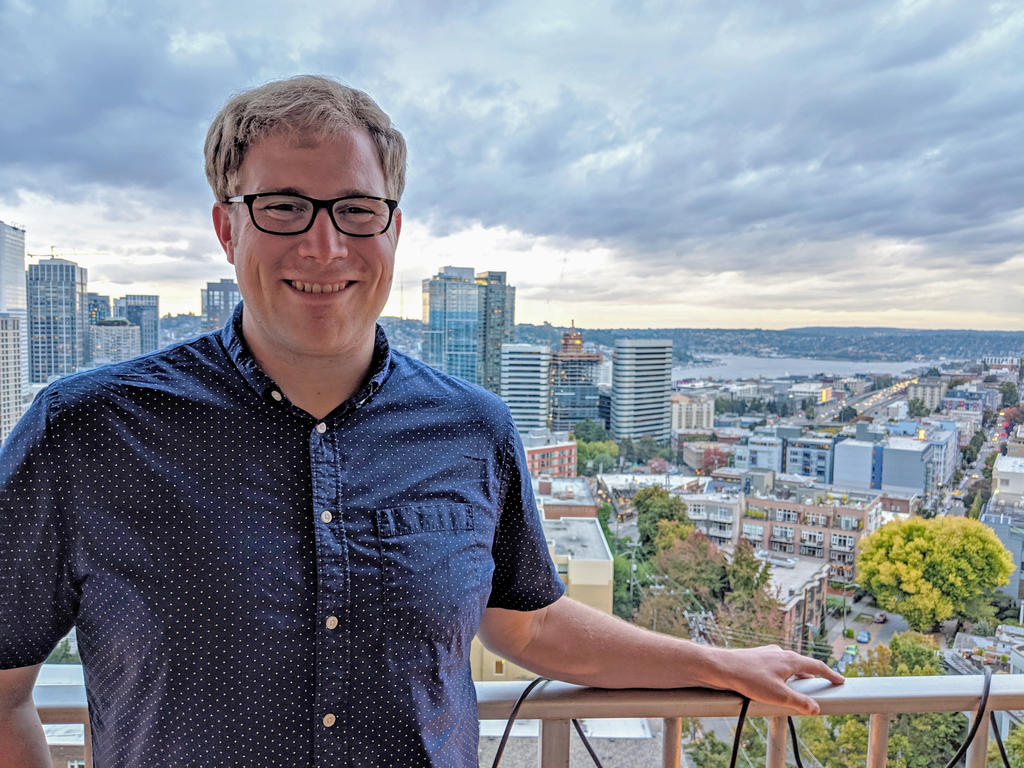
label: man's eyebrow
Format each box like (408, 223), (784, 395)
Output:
(260, 186), (380, 198)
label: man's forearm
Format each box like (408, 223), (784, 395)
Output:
(0, 702), (51, 768)
(480, 597), (844, 715)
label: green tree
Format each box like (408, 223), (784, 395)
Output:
(857, 517), (1014, 631)
(633, 486), (690, 551)
(800, 633), (965, 768)
(907, 397), (930, 417)
(838, 404), (859, 422)
(635, 434), (662, 463)
(724, 538), (772, 596)
(968, 493), (984, 519)
(572, 418), (607, 443)
(1000, 381), (1019, 408)
(618, 437), (636, 464)
(653, 532), (727, 607)
(45, 637), (80, 664)
(653, 518), (695, 553)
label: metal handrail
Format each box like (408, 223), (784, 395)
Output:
(38, 675), (1024, 768)
(477, 675), (1024, 768)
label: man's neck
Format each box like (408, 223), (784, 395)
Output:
(243, 323), (376, 421)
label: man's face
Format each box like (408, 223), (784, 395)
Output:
(212, 129), (400, 364)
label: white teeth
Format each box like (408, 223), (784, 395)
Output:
(289, 280), (349, 293)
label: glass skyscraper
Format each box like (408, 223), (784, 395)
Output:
(0, 220), (28, 392)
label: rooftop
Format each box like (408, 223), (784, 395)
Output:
(542, 517), (612, 562)
(995, 454), (1024, 474)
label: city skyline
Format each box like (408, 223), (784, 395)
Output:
(1, 1), (1022, 330)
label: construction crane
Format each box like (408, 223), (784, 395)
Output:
(26, 246), (109, 261)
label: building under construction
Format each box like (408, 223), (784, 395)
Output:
(549, 322), (601, 432)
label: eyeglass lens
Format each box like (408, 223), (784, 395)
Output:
(252, 195), (391, 235)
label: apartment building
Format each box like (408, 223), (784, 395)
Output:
(521, 428), (577, 478)
(906, 378), (947, 411)
(670, 393), (715, 431)
(741, 490), (883, 580)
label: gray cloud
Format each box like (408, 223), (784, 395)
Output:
(0, 0), (1021, 324)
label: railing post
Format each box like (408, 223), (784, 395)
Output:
(663, 717), (682, 768)
(539, 718), (570, 768)
(965, 717), (990, 768)
(867, 712), (888, 768)
(766, 716), (787, 768)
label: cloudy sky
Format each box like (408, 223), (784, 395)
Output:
(1, 0), (1022, 330)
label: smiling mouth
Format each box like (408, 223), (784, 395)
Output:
(287, 280), (351, 294)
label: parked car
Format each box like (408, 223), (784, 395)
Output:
(856, 630), (871, 643)
(874, 611), (887, 623)
(845, 644), (858, 657)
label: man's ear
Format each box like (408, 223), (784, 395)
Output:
(212, 203), (236, 265)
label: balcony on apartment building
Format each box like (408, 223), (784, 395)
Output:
(36, 675), (1024, 768)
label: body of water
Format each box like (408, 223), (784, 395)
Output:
(673, 354), (945, 382)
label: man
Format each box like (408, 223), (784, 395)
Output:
(0, 76), (841, 767)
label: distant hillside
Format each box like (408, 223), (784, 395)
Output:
(380, 318), (1024, 362)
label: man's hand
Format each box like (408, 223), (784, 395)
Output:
(696, 644), (843, 715)
(479, 597), (843, 715)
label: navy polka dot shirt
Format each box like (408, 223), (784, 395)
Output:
(0, 303), (565, 767)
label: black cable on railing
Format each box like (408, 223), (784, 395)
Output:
(942, 666), (993, 768)
(728, 697), (751, 768)
(490, 677), (605, 768)
(991, 710), (1012, 768)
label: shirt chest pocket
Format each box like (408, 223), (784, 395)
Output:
(376, 504), (494, 643)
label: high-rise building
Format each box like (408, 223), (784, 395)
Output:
(549, 322), (601, 431)
(0, 220), (28, 393)
(114, 295), (160, 353)
(422, 267), (516, 392)
(422, 266), (479, 383)
(500, 343), (550, 432)
(86, 292), (111, 324)
(474, 271), (515, 394)
(27, 258), (88, 383)
(91, 318), (142, 365)
(610, 339), (672, 442)
(0, 315), (23, 444)
(201, 278), (242, 331)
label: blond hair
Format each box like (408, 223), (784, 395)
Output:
(204, 75), (406, 201)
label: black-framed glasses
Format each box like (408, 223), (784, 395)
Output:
(225, 192), (398, 237)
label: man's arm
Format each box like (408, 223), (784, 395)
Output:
(0, 664), (50, 768)
(478, 596), (844, 715)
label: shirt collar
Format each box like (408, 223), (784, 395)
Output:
(219, 301), (393, 412)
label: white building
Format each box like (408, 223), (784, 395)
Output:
(610, 339), (672, 441)
(993, 455), (1024, 505)
(0, 221), (28, 394)
(0, 315), (23, 444)
(734, 434), (785, 473)
(670, 393), (714, 431)
(500, 343), (550, 432)
(90, 318), (142, 365)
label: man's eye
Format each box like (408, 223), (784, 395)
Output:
(337, 205), (374, 216)
(265, 203), (303, 213)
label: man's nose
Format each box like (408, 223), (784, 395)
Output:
(298, 207), (350, 260)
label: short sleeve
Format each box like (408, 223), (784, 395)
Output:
(487, 420), (566, 610)
(0, 387), (76, 668)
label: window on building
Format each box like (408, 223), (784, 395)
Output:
(494, 660), (505, 675)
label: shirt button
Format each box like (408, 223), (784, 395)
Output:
(315, 422), (327, 433)
(325, 615), (339, 630)
(320, 510), (333, 523)
(270, 390), (283, 401)
(323, 713), (336, 728)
